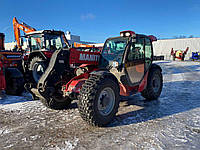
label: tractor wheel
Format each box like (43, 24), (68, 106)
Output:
(141, 68), (163, 100)
(40, 95), (72, 110)
(29, 57), (46, 83)
(5, 76), (24, 96)
(78, 75), (120, 127)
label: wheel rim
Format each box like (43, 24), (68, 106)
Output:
(152, 74), (161, 93)
(32, 62), (45, 82)
(97, 87), (115, 116)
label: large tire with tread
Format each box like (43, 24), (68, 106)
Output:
(78, 75), (120, 127)
(29, 57), (46, 83)
(40, 96), (72, 110)
(141, 68), (163, 100)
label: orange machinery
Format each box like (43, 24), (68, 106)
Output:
(73, 42), (95, 48)
(13, 17), (36, 50)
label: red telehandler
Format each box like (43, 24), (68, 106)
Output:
(27, 30), (163, 127)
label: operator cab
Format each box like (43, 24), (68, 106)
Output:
(25, 30), (70, 53)
(100, 30), (157, 86)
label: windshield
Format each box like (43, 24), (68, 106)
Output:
(102, 37), (129, 64)
(29, 35), (45, 51)
(28, 33), (68, 51)
(45, 34), (67, 50)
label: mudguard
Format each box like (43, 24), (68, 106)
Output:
(150, 63), (162, 72)
(90, 70), (119, 88)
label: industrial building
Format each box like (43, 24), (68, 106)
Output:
(153, 38), (200, 60)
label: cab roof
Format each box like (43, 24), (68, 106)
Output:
(25, 30), (64, 36)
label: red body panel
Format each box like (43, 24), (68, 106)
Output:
(69, 48), (100, 65)
(0, 51), (21, 68)
(63, 71), (149, 97)
(65, 79), (86, 94)
(42, 51), (53, 58)
(119, 72), (148, 96)
(138, 72), (148, 92)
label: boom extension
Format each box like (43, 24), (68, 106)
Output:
(13, 17), (36, 50)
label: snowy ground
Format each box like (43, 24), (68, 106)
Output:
(0, 60), (200, 150)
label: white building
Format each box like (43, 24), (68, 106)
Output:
(153, 38), (200, 60)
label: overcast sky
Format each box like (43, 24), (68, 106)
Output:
(1, 0), (200, 43)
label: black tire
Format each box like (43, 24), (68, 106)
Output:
(29, 57), (46, 83)
(78, 75), (120, 127)
(40, 95), (72, 110)
(5, 76), (24, 96)
(141, 68), (163, 100)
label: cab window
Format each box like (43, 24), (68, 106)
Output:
(145, 38), (152, 60)
(145, 38), (152, 68)
(127, 38), (144, 61)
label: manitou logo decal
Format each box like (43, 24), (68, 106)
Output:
(79, 54), (100, 61)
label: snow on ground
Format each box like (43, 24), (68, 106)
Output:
(0, 60), (200, 150)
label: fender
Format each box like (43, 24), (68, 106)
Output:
(90, 70), (120, 89)
(150, 63), (162, 72)
(27, 51), (53, 62)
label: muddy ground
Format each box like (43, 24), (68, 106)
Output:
(0, 61), (200, 150)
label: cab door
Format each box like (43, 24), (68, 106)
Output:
(124, 37), (145, 86)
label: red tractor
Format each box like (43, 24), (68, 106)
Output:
(171, 47), (189, 61)
(27, 30), (163, 126)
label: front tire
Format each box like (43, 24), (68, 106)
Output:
(78, 75), (120, 127)
(141, 68), (163, 100)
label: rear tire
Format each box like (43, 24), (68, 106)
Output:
(29, 57), (46, 83)
(78, 75), (120, 126)
(141, 68), (163, 100)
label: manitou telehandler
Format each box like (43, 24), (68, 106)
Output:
(27, 30), (163, 126)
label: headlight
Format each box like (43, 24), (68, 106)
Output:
(125, 32), (131, 37)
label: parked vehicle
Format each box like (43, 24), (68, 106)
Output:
(27, 30), (163, 126)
